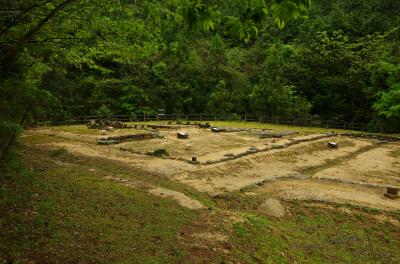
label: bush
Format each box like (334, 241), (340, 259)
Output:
(146, 148), (169, 157)
(0, 121), (22, 159)
(48, 147), (67, 157)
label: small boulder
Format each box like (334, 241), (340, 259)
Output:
(100, 129), (107, 135)
(106, 126), (114, 132)
(177, 132), (189, 139)
(259, 198), (286, 218)
(185, 143), (192, 150)
(327, 142), (338, 149)
(248, 146), (258, 153)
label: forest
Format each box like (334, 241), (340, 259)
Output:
(2, 1), (400, 263)
(1, 0), (400, 153)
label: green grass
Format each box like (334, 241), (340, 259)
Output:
(2, 133), (400, 263)
(227, 203), (400, 264)
(390, 149), (400, 158)
(0, 149), (197, 263)
(50, 125), (99, 135)
(48, 147), (67, 157)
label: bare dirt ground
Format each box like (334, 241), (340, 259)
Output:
(314, 145), (400, 186)
(118, 127), (272, 161)
(174, 136), (373, 194)
(255, 179), (400, 211)
(24, 124), (400, 212)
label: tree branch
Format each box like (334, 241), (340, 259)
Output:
(0, 0), (54, 38)
(0, 0), (78, 68)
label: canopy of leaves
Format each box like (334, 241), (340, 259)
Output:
(1, 0), (400, 158)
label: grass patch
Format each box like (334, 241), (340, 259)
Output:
(48, 147), (67, 157)
(390, 149), (400, 158)
(146, 148), (169, 157)
(0, 148), (197, 263)
(49, 125), (99, 135)
(228, 202), (400, 264)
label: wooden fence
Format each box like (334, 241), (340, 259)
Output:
(35, 113), (400, 134)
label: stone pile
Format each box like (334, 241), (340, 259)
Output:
(87, 119), (124, 129)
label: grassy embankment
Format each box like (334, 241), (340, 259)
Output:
(1, 124), (399, 263)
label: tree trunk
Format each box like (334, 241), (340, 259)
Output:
(1, 106), (32, 159)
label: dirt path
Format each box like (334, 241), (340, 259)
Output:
(105, 176), (205, 210)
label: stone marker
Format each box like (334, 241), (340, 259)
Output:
(248, 146), (258, 153)
(177, 132), (189, 139)
(327, 142), (338, 148)
(190, 156), (199, 164)
(100, 129), (107, 135)
(259, 198), (286, 218)
(211, 127), (227, 133)
(106, 126), (114, 132)
(385, 187), (399, 199)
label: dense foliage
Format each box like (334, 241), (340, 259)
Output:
(1, 0), (400, 156)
